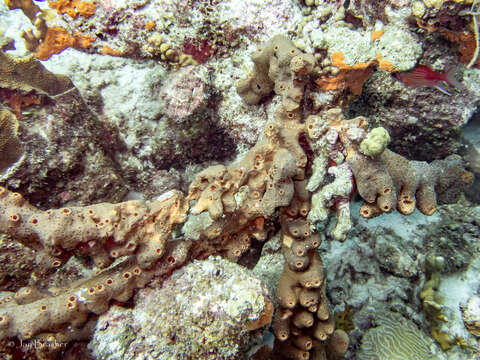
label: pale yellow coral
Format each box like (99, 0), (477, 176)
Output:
(359, 127), (390, 157)
(412, 1), (427, 17)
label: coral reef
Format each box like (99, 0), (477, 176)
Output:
(0, 50), (73, 96)
(359, 313), (435, 359)
(0, 187), (188, 269)
(0, 30), (473, 358)
(319, 201), (480, 359)
(90, 257), (273, 360)
(0, 0), (478, 357)
(0, 188), (188, 343)
(194, 34), (470, 359)
(349, 67), (480, 161)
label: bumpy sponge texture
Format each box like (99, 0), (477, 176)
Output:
(0, 187), (188, 269)
(236, 34), (315, 110)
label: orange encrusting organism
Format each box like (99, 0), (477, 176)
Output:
(74, 32), (95, 49)
(375, 54), (396, 72)
(316, 52), (396, 95)
(416, 18), (480, 68)
(371, 30), (384, 42)
(36, 27), (74, 60)
(101, 46), (125, 57)
(0, 89), (41, 120)
(48, 0), (96, 19)
(36, 27), (94, 61)
(438, 29), (480, 68)
(145, 21), (156, 31)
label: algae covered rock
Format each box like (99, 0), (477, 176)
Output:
(89, 257), (273, 360)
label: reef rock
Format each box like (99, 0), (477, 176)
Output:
(89, 257), (273, 360)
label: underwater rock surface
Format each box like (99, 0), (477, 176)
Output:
(320, 202), (480, 359)
(89, 257), (272, 360)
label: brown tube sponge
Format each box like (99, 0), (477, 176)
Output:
(273, 309), (292, 341)
(293, 310), (315, 328)
(313, 316), (335, 341)
(293, 334), (313, 351)
(349, 147), (472, 217)
(299, 288), (320, 308)
(297, 251), (324, 289)
(381, 150), (472, 216)
(276, 264), (301, 309)
(346, 150), (396, 211)
(274, 338), (310, 360)
(327, 329), (350, 359)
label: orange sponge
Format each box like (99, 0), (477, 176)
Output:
(316, 52), (396, 95)
(48, 0), (96, 19)
(36, 27), (93, 60)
